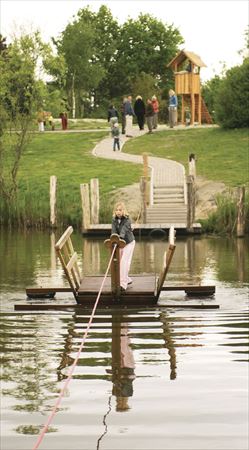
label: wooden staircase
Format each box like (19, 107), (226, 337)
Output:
(184, 94), (213, 124)
(146, 183), (187, 225)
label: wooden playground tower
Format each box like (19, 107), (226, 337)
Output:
(167, 50), (212, 125)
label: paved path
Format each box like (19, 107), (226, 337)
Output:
(92, 124), (186, 187)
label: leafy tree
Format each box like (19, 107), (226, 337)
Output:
(201, 75), (223, 122)
(0, 32), (49, 201)
(214, 58), (249, 128)
(108, 13), (184, 98)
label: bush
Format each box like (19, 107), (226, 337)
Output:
(215, 58), (249, 128)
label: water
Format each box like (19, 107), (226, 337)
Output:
(0, 230), (248, 450)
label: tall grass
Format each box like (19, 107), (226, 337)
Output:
(200, 190), (249, 234)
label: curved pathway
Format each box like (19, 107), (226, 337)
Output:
(92, 124), (187, 224)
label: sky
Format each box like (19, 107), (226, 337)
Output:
(0, 0), (248, 81)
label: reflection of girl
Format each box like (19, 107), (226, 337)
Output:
(111, 202), (135, 291)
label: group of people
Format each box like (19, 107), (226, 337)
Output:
(108, 90), (178, 150)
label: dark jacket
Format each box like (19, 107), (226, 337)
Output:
(134, 98), (146, 117)
(108, 106), (119, 122)
(111, 216), (135, 244)
(145, 103), (154, 117)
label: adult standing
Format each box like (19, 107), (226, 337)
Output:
(168, 89), (178, 128)
(120, 96), (127, 135)
(145, 99), (154, 133)
(124, 95), (135, 138)
(134, 95), (146, 130)
(151, 95), (159, 129)
(60, 112), (68, 130)
(108, 104), (119, 129)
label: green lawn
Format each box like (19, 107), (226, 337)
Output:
(14, 131), (142, 225)
(2, 126), (249, 227)
(124, 127), (249, 187)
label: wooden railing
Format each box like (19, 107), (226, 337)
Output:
(156, 227), (176, 298)
(55, 226), (82, 299)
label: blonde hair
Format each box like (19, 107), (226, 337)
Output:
(169, 89), (175, 96)
(112, 201), (129, 217)
(136, 95), (142, 100)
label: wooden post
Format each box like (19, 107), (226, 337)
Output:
(104, 234), (126, 300)
(143, 153), (150, 205)
(50, 175), (57, 228)
(188, 153), (196, 179)
(236, 186), (245, 237)
(181, 95), (185, 124)
(140, 176), (147, 223)
(80, 183), (90, 231)
(187, 175), (195, 231)
(198, 93), (202, 124)
(90, 178), (99, 224)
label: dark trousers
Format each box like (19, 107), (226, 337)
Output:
(113, 137), (120, 151)
(121, 114), (126, 134)
(137, 114), (145, 130)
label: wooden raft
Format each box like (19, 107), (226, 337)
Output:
(23, 226), (217, 309)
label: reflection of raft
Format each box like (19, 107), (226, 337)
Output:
(22, 226), (217, 309)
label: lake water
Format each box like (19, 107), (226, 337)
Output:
(0, 230), (248, 450)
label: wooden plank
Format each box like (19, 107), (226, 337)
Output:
(15, 303), (219, 311)
(55, 226), (73, 251)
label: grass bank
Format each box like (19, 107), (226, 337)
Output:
(1, 126), (248, 231)
(125, 127), (249, 187)
(0, 131), (142, 227)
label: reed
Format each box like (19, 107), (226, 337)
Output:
(200, 190), (249, 235)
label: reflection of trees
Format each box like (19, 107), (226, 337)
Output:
(208, 237), (249, 283)
(0, 314), (67, 416)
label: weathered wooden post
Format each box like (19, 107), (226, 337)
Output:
(50, 175), (57, 228)
(104, 234), (126, 300)
(140, 176), (147, 223)
(189, 153), (196, 179)
(143, 153), (149, 205)
(187, 175), (195, 232)
(236, 186), (245, 237)
(90, 178), (99, 224)
(80, 183), (90, 232)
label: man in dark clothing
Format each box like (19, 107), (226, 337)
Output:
(134, 95), (146, 130)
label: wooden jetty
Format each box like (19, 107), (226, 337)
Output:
(19, 226), (218, 310)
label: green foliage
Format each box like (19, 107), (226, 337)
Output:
(201, 75), (223, 122)
(200, 191), (249, 235)
(214, 58), (249, 128)
(0, 32), (51, 200)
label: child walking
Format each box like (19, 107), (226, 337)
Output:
(111, 122), (120, 151)
(111, 202), (135, 291)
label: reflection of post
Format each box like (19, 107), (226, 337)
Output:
(236, 238), (246, 282)
(50, 232), (56, 271)
(160, 312), (177, 380)
(107, 314), (136, 411)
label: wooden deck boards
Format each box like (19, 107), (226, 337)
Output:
(77, 274), (157, 305)
(82, 223), (202, 236)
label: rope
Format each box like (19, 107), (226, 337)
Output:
(32, 244), (117, 450)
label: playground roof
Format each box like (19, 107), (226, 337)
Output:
(167, 50), (207, 68)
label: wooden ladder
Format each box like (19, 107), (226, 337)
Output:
(55, 226), (82, 300)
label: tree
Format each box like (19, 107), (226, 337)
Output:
(0, 32), (49, 201)
(201, 75), (223, 122)
(214, 58), (249, 128)
(108, 13), (184, 98)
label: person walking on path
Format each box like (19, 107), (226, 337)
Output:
(145, 99), (154, 133)
(108, 104), (119, 129)
(111, 122), (121, 151)
(151, 95), (159, 129)
(134, 95), (146, 130)
(60, 112), (68, 130)
(111, 202), (135, 291)
(168, 89), (178, 128)
(124, 96), (135, 137)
